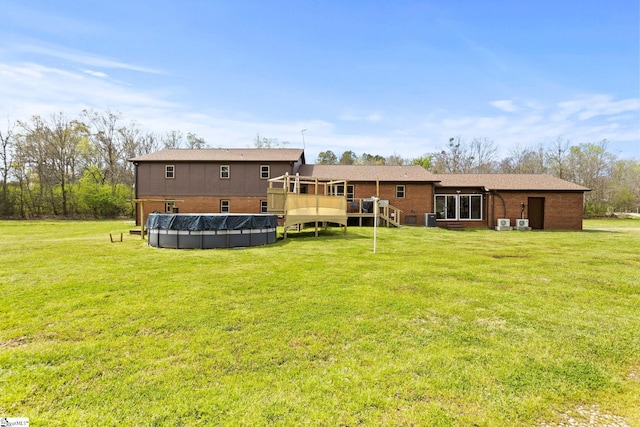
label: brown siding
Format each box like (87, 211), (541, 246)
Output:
(136, 161), (295, 197)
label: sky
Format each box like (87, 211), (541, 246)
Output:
(0, 0), (638, 162)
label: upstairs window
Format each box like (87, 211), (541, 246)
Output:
(220, 165), (230, 179)
(260, 165), (270, 179)
(165, 165), (175, 179)
(396, 185), (406, 198)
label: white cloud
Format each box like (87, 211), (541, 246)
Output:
(81, 69), (109, 78)
(1, 58), (637, 161)
(16, 42), (163, 74)
(339, 111), (384, 122)
(489, 100), (518, 113)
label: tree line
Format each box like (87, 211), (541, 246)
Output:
(317, 137), (640, 216)
(0, 110), (209, 218)
(0, 110), (637, 218)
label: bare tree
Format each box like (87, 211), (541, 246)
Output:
(162, 130), (184, 149)
(0, 119), (15, 215)
(469, 138), (498, 173)
(385, 153), (405, 166)
(253, 132), (287, 148)
(17, 113), (87, 216)
(546, 137), (571, 180)
(500, 145), (547, 174)
(186, 132), (207, 149)
(433, 137), (475, 173)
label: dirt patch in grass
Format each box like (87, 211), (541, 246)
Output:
(0, 336), (31, 348)
(541, 405), (630, 427)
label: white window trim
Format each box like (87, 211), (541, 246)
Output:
(260, 165), (270, 179)
(165, 165), (175, 179)
(220, 199), (230, 213)
(396, 185), (406, 198)
(220, 165), (230, 179)
(260, 200), (268, 213)
(435, 194), (482, 221)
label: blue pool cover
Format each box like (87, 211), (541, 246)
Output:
(146, 213), (278, 231)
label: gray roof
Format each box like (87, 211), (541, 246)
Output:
(129, 148), (305, 163)
(432, 174), (590, 191)
(298, 164), (438, 182)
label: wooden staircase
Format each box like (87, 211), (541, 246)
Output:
(379, 210), (401, 227)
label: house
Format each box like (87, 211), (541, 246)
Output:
(129, 148), (590, 230)
(297, 164), (439, 226)
(129, 148), (305, 221)
(431, 174), (590, 230)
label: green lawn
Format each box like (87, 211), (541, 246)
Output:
(1, 219), (639, 426)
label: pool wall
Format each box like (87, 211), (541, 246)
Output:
(146, 214), (278, 249)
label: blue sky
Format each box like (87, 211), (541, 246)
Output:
(1, 0), (638, 161)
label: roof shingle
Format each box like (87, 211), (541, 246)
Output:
(298, 164), (438, 182)
(432, 174), (590, 191)
(129, 148), (305, 163)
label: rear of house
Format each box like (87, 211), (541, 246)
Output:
(432, 174), (590, 230)
(129, 148), (305, 225)
(298, 164), (439, 226)
(129, 148), (590, 231)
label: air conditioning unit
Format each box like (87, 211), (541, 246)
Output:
(516, 219), (529, 227)
(495, 218), (512, 231)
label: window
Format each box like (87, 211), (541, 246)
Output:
(346, 185), (355, 201)
(260, 165), (270, 179)
(220, 200), (230, 213)
(165, 165), (175, 179)
(435, 194), (482, 220)
(220, 165), (230, 179)
(396, 185), (406, 198)
(165, 203), (173, 213)
(333, 184), (355, 201)
(260, 200), (268, 213)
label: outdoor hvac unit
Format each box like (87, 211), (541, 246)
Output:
(516, 219), (529, 227)
(495, 218), (512, 231)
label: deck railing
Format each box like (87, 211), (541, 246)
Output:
(347, 199), (402, 227)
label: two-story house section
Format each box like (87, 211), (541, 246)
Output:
(129, 148), (305, 224)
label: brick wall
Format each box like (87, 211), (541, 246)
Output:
(352, 182), (434, 226)
(492, 191), (584, 230)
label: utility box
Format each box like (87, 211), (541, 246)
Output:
(425, 213), (437, 227)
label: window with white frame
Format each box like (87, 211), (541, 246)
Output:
(165, 203), (173, 213)
(165, 165), (175, 179)
(332, 184), (355, 201)
(435, 194), (482, 220)
(260, 165), (270, 179)
(396, 185), (406, 198)
(260, 200), (268, 213)
(220, 200), (230, 212)
(220, 165), (230, 179)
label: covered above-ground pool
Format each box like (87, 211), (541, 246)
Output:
(146, 213), (278, 249)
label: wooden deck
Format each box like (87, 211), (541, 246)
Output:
(347, 199), (402, 227)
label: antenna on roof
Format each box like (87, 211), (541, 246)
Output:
(301, 129), (307, 149)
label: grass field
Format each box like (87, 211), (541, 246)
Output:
(1, 219), (639, 426)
